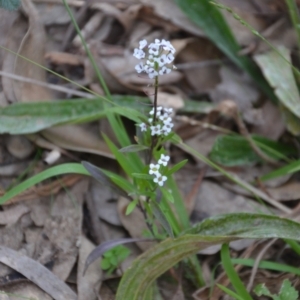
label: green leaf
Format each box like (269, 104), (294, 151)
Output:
(131, 173), (153, 180)
(165, 159), (188, 176)
(116, 213), (300, 299)
(175, 0), (275, 100)
(279, 279), (298, 300)
(0, 97), (145, 135)
(119, 144), (149, 153)
(0, 0), (20, 10)
(125, 199), (138, 215)
(254, 283), (272, 297)
(260, 159), (300, 182)
(100, 259), (111, 270)
(209, 135), (295, 166)
(160, 187), (174, 203)
(221, 244), (252, 300)
(217, 284), (245, 300)
(254, 46), (300, 135)
(0, 163), (89, 205)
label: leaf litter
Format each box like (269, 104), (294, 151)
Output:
(0, 0), (300, 298)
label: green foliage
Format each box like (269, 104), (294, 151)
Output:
(100, 245), (131, 275)
(221, 243), (252, 300)
(115, 213), (300, 299)
(175, 0), (275, 100)
(209, 134), (295, 166)
(254, 279), (298, 300)
(0, 0), (20, 10)
(255, 46), (300, 135)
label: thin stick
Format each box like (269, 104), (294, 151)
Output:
(0, 71), (94, 99)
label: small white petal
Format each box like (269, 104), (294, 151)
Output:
(139, 123), (147, 132)
(135, 62), (144, 73)
(133, 48), (145, 59)
(139, 39), (147, 49)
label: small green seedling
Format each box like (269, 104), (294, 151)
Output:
(100, 245), (131, 275)
(254, 278), (298, 300)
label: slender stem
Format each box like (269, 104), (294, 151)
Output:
(153, 76), (159, 123)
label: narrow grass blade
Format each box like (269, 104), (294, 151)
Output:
(221, 243), (253, 300)
(0, 163), (88, 204)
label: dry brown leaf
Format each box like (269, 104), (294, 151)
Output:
(250, 101), (285, 140)
(1, 174), (83, 205)
(176, 38), (222, 93)
(33, 180), (87, 281)
(77, 235), (102, 300)
(209, 65), (260, 113)
(0, 205), (29, 226)
(1, 282), (52, 300)
(267, 181), (300, 201)
(117, 197), (157, 252)
(0, 246), (77, 300)
(139, 0), (205, 36)
(45, 51), (83, 66)
(13, 0), (52, 102)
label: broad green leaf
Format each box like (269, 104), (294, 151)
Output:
(209, 134), (295, 166)
(116, 213), (300, 300)
(0, 0), (20, 10)
(0, 96), (208, 135)
(279, 279), (298, 300)
(119, 144), (149, 153)
(254, 46), (300, 135)
(175, 0), (275, 100)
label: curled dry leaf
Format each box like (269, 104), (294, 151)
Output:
(0, 246), (77, 300)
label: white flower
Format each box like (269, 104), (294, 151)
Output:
(148, 68), (158, 79)
(159, 66), (171, 75)
(150, 124), (162, 136)
(148, 118), (153, 123)
(133, 48), (145, 59)
(133, 39), (175, 78)
(165, 53), (174, 64)
(139, 123), (147, 132)
(159, 113), (172, 124)
(146, 59), (155, 67)
(149, 163), (160, 176)
(135, 62), (144, 73)
(149, 107), (162, 116)
(158, 154), (170, 166)
(164, 107), (173, 115)
(139, 39), (147, 49)
(155, 55), (167, 67)
(153, 174), (167, 187)
(162, 121), (173, 135)
(161, 39), (176, 54)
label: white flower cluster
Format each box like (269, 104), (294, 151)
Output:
(149, 154), (170, 186)
(133, 39), (176, 79)
(139, 106), (174, 136)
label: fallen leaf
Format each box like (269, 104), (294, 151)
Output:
(77, 235), (102, 300)
(0, 246), (77, 300)
(0, 204), (29, 226)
